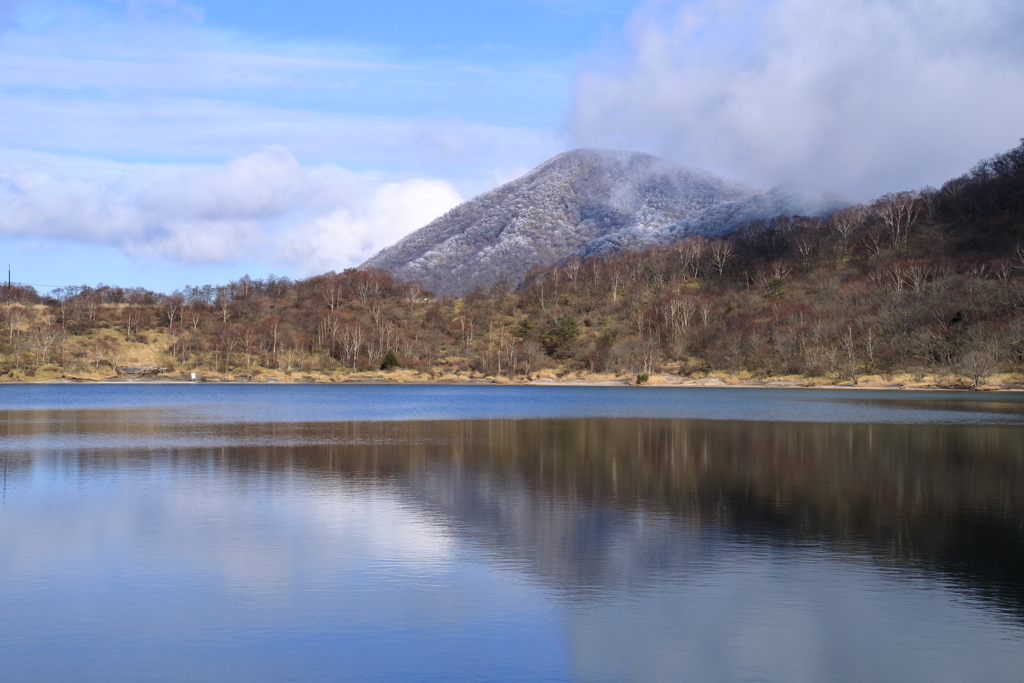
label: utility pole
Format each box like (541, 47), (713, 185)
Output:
(4, 266), (9, 365)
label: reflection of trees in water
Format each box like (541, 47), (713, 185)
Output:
(373, 419), (1024, 615)
(5, 416), (1024, 614)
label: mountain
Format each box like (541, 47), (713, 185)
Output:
(360, 148), (845, 296)
(360, 149), (755, 296)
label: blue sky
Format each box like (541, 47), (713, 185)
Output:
(0, 0), (637, 293)
(2, 0), (1023, 294)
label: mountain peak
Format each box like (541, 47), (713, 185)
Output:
(361, 148), (756, 296)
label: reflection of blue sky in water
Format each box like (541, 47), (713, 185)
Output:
(2, 386), (1023, 441)
(3, 456), (1024, 683)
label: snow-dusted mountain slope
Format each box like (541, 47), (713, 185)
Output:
(361, 149), (847, 296)
(580, 185), (849, 255)
(360, 148), (755, 296)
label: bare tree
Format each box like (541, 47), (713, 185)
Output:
(862, 225), (889, 255)
(874, 191), (921, 251)
(93, 334), (122, 373)
(121, 306), (140, 340)
(239, 324), (258, 373)
(698, 297), (716, 326)
(218, 325), (239, 372)
(829, 205), (866, 257)
(993, 257), (1014, 282)
(318, 274), (345, 311)
(666, 296), (697, 341)
(960, 345), (998, 390)
(563, 257), (581, 285)
(632, 336), (660, 376)
(30, 315), (62, 365)
(676, 236), (707, 278)
(162, 292), (184, 327)
(502, 338), (520, 377)
(608, 261), (626, 303)
(405, 282), (423, 306)
(904, 261), (931, 292)
(794, 235), (816, 263)
(708, 240), (735, 276)
(339, 324), (366, 370)
(520, 339), (543, 377)
(215, 287), (232, 323)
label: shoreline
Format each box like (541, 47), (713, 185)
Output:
(3, 373), (1022, 392)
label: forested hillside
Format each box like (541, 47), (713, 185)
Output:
(3, 140), (1024, 388)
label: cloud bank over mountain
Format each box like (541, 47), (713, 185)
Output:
(569, 0), (1024, 200)
(0, 146), (463, 274)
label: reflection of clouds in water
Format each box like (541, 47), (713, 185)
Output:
(0, 469), (455, 596)
(160, 477), (456, 594)
(0, 458), (567, 682)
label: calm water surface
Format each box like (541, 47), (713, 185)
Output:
(1, 385), (1023, 682)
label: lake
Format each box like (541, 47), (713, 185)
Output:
(2, 385), (1023, 682)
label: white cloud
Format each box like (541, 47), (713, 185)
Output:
(283, 179), (464, 272)
(0, 146), (464, 271)
(569, 0), (1024, 200)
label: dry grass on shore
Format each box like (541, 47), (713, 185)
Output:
(6, 365), (1022, 392)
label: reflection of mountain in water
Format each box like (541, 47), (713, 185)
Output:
(6, 417), (1024, 616)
